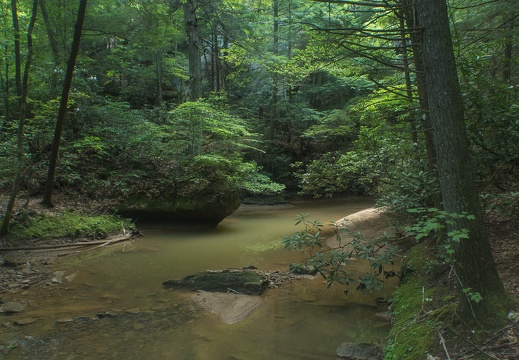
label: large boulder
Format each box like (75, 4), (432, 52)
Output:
(116, 172), (240, 227)
(162, 270), (268, 295)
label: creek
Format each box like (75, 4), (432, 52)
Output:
(2, 197), (395, 360)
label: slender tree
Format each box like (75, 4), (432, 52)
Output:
(183, 0), (202, 101)
(0, 0), (11, 130)
(0, 0), (38, 237)
(41, 0), (88, 207)
(415, 0), (513, 327)
(269, 0), (279, 140)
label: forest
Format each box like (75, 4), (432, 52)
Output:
(1, 0), (519, 358)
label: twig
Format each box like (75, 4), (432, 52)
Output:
(483, 323), (514, 344)
(0, 232), (136, 251)
(420, 285), (425, 314)
(450, 265), (482, 327)
(82, 238), (119, 252)
(227, 288), (242, 294)
(486, 340), (519, 351)
(453, 329), (502, 360)
(438, 329), (452, 360)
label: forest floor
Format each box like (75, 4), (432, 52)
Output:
(472, 214), (519, 360)
(1, 194), (519, 359)
(443, 214), (519, 360)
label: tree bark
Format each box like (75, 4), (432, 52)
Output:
(402, 0), (441, 210)
(0, 45), (10, 132)
(0, 0), (38, 237)
(269, 0), (279, 140)
(11, 0), (22, 97)
(397, 8), (417, 144)
(41, 0), (87, 207)
(183, 0), (202, 101)
(155, 50), (163, 106)
(38, 0), (61, 97)
(416, 0), (512, 327)
(502, 14), (514, 83)
(38, 0), (61, 65)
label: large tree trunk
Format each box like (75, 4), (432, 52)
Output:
(402, 0), (441, 210)
(416, 0), (512, 327)
(183, 0), (202, 101)
(41, 0), (87, 207)
(0, 0), (37, 237)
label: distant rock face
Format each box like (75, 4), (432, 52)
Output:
(336, 342), (379, 360)
(162, 270), (268, 295)
(117, 173), (241, 227)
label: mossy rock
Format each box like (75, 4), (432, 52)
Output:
(383, 242), (457, 359)
(162, 270), (268, 295)
(3, 212), (133, 242)
(116, 174), (240, 227)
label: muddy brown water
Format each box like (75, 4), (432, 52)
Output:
(1, 197), (396, 359)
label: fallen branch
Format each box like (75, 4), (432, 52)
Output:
(486, 340), (519, 351)
(438, 329), (452, 360)
(0, 231), (142, 252)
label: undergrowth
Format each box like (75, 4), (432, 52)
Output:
(384, 242), (459, 359)
(1, 211), (134, 243)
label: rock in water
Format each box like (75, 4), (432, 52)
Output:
(162, 270), (268, 295)
(1, 301), (26, 314)
(336, 342), (379, 360)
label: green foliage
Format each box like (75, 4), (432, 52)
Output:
(481, 191), (519, 219)
(2, 212), (134, 242)
(283, 213), (400, 291)
(293, 151), (377, 197)
(376, 167), (439, 218)
(168, 98), (259, 157)
(26, 97), (283, 201)
(234, 162), (285, 195)
(295, 89), (432, 202)
(462, 288), (483, 304)
(0, 140), (17, 190)
(406, 208), (475, 269)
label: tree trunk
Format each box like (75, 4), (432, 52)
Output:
(397, 9), (417, 144)
(221, 32), (228, 91)
(0, 0), (37, 238)
(416, 0), (512, 327)
(402, 0), (441, 210)
(38, 0), (60, 64)
(41, 0), (87, 208)
(38, 0), (61, 96)
(11, 0), (22, 97)
(155, 50), (163, 106)
(269, 0), (279, 140)
(502, 14), (514, 83)
(0, 45), (10, 132)
(183, 0), (202, 101)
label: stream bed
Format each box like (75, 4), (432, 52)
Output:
(1, 197), (395, 359)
